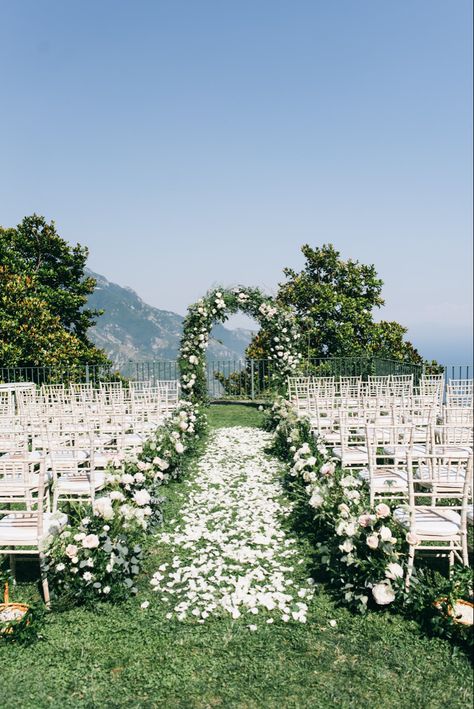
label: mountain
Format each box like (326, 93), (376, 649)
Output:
(86, 270), (253, 367)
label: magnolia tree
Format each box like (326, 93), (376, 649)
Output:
(179, 287), (303, 403)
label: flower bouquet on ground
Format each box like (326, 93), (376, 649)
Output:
(44, 504), (144, 608)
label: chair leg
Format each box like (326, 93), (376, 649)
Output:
(39, 553), (50, 607)
(405, 544), (415, 590)
(9, 554), (17, 582)
(448, 542), (455, 570)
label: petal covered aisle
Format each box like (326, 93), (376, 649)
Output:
(150, 426), (314, 624)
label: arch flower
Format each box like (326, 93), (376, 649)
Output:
(179, 287), (302, 403)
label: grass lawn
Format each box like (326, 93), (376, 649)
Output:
(0, 405), (472, 709)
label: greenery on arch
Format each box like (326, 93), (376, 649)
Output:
(179, 287), (303, 403)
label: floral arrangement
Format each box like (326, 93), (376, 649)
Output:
(267, 398), (408, 611)
(179, 287), (302, 403)
(44, 400), (207, 607)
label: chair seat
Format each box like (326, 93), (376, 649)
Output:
(383, 444), (427, 457)
(48, 450), (89, 463)
(119, 433), (144, 446)
(332, 446), (368, 463)
(313, 429), (339, 443)
(374, 468), (408, 490)
(417, 465), (466, 483)
(432, 445), (472, 459)
(55, 471), (106, 492)
(0, 512), (67, 544)
(394, 507), (461, 537)
(93, 453), (116, 468)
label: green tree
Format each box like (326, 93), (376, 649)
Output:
(0, 267), (84, 367)
(0, 215), (107, 366)
(248, 244), (423, 365)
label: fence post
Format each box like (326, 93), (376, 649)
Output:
(250, 359), (255, 400)
(85, 363), (90, 384)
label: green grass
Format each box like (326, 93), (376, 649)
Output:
(0, 405), (472, 709)
(207, 403), (265, 429)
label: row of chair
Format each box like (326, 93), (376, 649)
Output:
(287, 375), (473, 578)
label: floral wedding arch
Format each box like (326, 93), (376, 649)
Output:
(178, 287), (302, 402)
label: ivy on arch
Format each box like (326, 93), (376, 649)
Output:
(179, 286), (303, 403)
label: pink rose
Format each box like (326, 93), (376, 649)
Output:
(375, 503), (391, 518)
(406, 532), (420, 546)
(366, 534), (379, 549)
(65, 544), (78, 559)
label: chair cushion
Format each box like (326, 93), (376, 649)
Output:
(394, 507), (462, 536)
(417, 465), (466, 483)
(0, 511), (67, 544)
(383, 445), (427, 457)
(55, 471), (106, 492)
(332, 446), (368, 462)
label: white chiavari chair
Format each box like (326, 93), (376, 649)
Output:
(364, 424), (414, 504)
(395, 453), (472, 583)
(0, 458), (66, 604)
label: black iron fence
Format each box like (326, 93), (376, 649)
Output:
(0, 356), (440, 400)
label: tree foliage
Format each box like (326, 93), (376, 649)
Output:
(0, 215), (107, 367)
(248, 244), (424, 365)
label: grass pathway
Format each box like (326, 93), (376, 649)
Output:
(0, 405), (472, 708)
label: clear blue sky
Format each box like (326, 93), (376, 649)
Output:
(1, 0), (472, 364)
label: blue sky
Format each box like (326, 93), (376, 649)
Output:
(1, 0), (472, 364)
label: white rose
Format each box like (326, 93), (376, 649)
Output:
(82, 534), (100, 549)
(175, 442), (185, 454)
(338, 503), (350, 518)
(372, 581), (396, 605)
(93, 497), (114, 520)
(345, 521), (358, 537)
(65, 544), (78, 559)
(309, 493), (324, 509)
(366, 534), (379, 549)
(379, 526), (393, 542)
(385, 562), (404, 580)
(320, 462), (335, 476)
(339, 539), (354, 553)
(133, 489), (151, 507)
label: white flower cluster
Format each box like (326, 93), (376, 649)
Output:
(179, 287), (303, 399)
(150, 427), (314, 625)
(274, 403), (407, 609)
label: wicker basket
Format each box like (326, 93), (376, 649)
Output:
(434, 597), (474, 626)
(0, 583), (30, 634)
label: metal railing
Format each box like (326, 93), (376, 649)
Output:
(0, 356), (431, 400)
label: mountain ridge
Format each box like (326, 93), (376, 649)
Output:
(86, 269), (253, 367)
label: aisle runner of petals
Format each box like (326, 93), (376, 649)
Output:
(150, 427), (314, 625)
